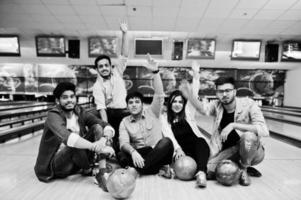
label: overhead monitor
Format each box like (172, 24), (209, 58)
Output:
(231, 40), (261, 60)
(36, 35), (66, 57)
(281, 41), (301, 62)
(135, 38), (163, 57)
(0, 35), (20, 56)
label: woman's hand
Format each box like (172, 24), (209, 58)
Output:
(174, 148), (185, 160)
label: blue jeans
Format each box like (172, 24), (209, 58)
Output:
(207, 132), (265, 172)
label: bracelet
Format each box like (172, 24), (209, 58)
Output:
(152, 69), (159, 74)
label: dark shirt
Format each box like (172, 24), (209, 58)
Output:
(219, 110), (240, 150)
(171, 119), (197, 147)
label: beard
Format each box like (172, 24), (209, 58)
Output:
(221, 96), (235, 105)
(61, 104), (75, 112)
(99, 70), (111, 80)
(100, 74), (111, 79)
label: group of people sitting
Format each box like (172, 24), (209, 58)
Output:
(34, 22), (269, 190)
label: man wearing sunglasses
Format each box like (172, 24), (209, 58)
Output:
(180, 76), (269, 186)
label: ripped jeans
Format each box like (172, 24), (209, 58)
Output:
(207, 132), (265, 172)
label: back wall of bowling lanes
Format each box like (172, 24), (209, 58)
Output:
(0, 63), (285, 102)
(0, 31), (298, 105)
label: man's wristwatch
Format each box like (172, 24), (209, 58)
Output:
(152, 69), (160, 74)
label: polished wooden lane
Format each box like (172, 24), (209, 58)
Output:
(0, 128), (300, 200)
(263, 111), (301, 125)
(0, 102), (53, 111)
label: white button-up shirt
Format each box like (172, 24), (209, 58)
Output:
(92, 67), (127, 110)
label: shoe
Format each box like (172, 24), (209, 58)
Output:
(247, 167), (262, 177)
(81, 168), (93, 176)
(105, 163), (113, 173)
(195, 171), (207, 188)
(95, 172), (108, 192)
(206, 171), (216, 180)
(158, 165), (174, 179)
(239, 170), (251, 186)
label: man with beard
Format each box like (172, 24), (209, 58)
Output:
(34, 82), (115, 186)
(180, 77), (269, 186)
(92, 22), (129, 153)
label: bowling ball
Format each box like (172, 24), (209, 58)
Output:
(107, 168), (136, 199)
(173, 156), (197, 180)
(215, 160), (240, 186)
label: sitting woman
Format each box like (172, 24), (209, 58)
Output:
(162, 63), (210, 188)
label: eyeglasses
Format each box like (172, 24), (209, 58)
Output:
(216, 89), (234, 94)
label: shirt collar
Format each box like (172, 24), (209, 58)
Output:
(129, 110), (146, 122)
(235, 97), (243, 114)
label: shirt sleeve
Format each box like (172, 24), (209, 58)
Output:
(104, 125), (115, 137)
(67, 133), (80, 147)
(45, 111), (72, 144)
(149, 94), (164, 118)
(249, 101), (269, 137)
(92, 79), (106, 110)
(115, 56), (128, 75)
(149, 73), (164, 118)
(119, 119), (136, 154)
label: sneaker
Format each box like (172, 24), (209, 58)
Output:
(247, 167), (262, 177)
(81, 168), (93, 176)
(95, 172), (108, 192)
(105, 163), (113, 173)
(206, 171), (216, 180)
(239, 170), (251, 186)
(158, 165), (174, 179)
(195, 171), (207, 188)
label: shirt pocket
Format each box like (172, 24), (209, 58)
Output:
(143, 119), (154, 139)
(145, 119), (153, 130)
(127, 122), (145, 142)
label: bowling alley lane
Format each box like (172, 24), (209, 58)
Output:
(262, 106), (301, 113)
(266, 119), (301, 141)
(0, 120), (301, 200)
(262, 111), (301, 125)
(0, 101), (52, 112)
(261, 107), (301, 117)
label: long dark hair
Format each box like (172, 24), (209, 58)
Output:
(167, 90), (187, 124)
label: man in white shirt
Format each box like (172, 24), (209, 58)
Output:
(92, 22), (129, 153)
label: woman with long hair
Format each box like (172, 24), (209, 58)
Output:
(163, 62), (210, 187)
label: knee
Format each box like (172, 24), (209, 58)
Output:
(240, 132), (259, 146)
(73, 149), (88, 159)
(117, 151), (131, 167)
(240, 132), (260, 153)
(159, 137), (173, 150)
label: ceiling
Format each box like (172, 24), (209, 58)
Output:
(0, 0), (301, 41)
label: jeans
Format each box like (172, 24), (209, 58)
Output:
(117, 137), (174, 175)
(51, 147), (93, 178)
(207, 132), (265, 172)
(106, 108), (129, 153)
(181, 137), (210, 172)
